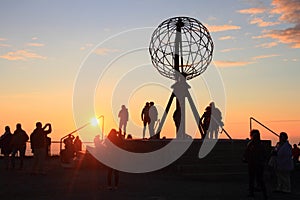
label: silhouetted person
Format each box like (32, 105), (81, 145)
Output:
(148, 101), (158, 138)
(141, 102), (150, 139)
(74, 136), (82, 156)
(126, 134), (133, 140)
(106, 129), (120, 190)
(173, 108), (181, 138)
(46, 136), (51, 157)
(118, 105), (129, 137)
(244, 129), (268, 199)
(200, 105), (211, 138)
(30, 122), (52, 174)
(274, 132), (293, 193)
(0, 126), (13, 169)
(63, 134), (75, 161)
(208, 102), (224, 139)
(292, 144), (300, 166)
(11, 123), (29, 170)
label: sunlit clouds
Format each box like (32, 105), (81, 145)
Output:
(238, 0), (300, 48)
(237, 7), (266, 15)
(220, 48), (243, 53)
(255, 41), (278, 48)
(93, 48), (121, 56)
(214, 60), (253, 67)
(0, 50), (46, 61)
(26, 43), (45, 47)
(250, 18), (280, 27)
(207, 24), (241, 32)
(218, 36), (235, 40)
(252, 54), (280, 60)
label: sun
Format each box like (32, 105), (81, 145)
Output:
(90, 117), (99, 127)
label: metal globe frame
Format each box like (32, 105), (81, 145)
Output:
(149, 17), (213, 81)
(149, 17), (214, 139)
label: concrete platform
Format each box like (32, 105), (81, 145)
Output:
(1, 139), (300, 200)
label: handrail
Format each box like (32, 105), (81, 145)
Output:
(210, 115), (232, 140)
(59, 115), (104, 153)
(250, 117), (279, 137)
(220, 127), (232, 140)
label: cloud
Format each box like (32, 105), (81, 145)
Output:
(80, 43), (94, 51)
(214, 60), (253, 67)
(218, 36), (235, 40)
(252, 54), (280, 60)
(0, 38), (7, 41)
(0, 44), (11, 47)
(249, 0), (300, 48)
(0, 50), (46, 61)
(262, 27), (300, 48)
(26, 43), (45, 47)
(250, 17), (280, 27)
(207, 24), (241, 32)
(220, 48), (243, 53)
(93, 48), (120, 56)
(237, 7), (266, 14)
(31, 37), (38, 40)
(270, 0), (300, 24)
(255, 42), (278, 48)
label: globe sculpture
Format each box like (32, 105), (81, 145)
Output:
(149, 17), (213, 81)
(149, 16), (214, 139)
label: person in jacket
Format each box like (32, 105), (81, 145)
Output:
(244, 129), (268, 199)
(30, 122), (52, 174)
(11, 123), (29, 170)
(274, 132), (294, 193)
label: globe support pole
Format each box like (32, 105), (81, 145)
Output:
(149, 16), (213, 140)
(174, 18), (186, 139)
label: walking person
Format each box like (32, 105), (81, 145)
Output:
(148, 101), (158, 138)
(30, 122), (52, 174)
(274, 132), (294, 193)
(0, 126), (13, 169)
(141, 102), (150, 139)
(118, 105), (129, 137)
(11, 123), (29, 170)
(244, 129), (268, 199)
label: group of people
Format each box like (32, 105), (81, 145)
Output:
(141, 101), (158, 139)
(0, 122), (52, 174)
(118, 102), (159, 140)
(244, 129), (295, 199)
(119, 101), (223, 140)
(61, 134), (82, 163)
(200, 102), (224, 139)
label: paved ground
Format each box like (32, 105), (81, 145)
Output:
(0, 156), (300, 200)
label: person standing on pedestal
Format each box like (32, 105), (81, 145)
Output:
(148, 102), (158, 138)
(118, 105), (129, 138)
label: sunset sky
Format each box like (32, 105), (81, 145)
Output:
(1, 0), (300, 145)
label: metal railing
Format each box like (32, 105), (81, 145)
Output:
(59, 115), (104, 153)
(220, 127), (232, 140)
(250, 117), (279, 137)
